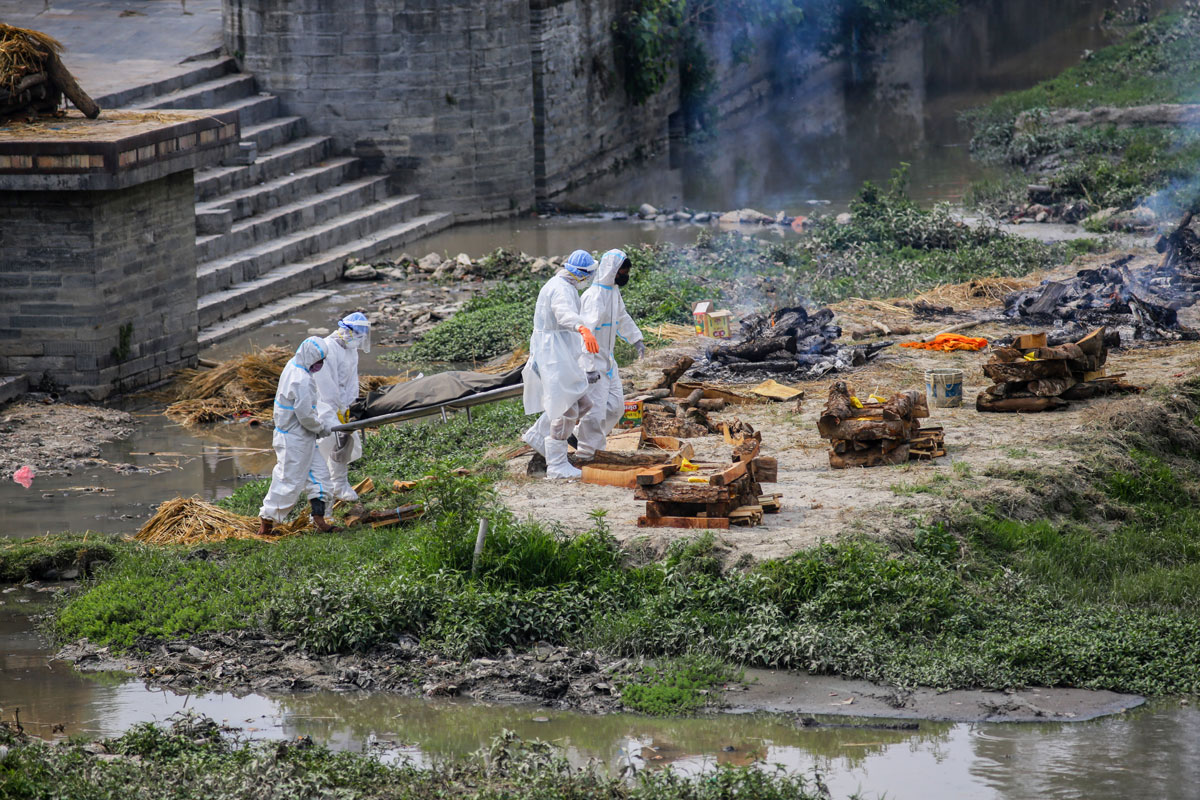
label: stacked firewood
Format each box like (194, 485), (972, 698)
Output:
(0, 24), (99, 121)
(818, 382), (945, 468)
(977, 326), (1141, 413)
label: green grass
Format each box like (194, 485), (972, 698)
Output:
(965, 7), (1200, 215)
(0, 715), (833, 800)
(620, 654), (740, 715)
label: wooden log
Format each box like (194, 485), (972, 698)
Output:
(636, 479), (734, 503)
(882, 390), (928, 421)
(697, 398), (727, 412)
(825, 418), (912, 441)
(1074, 326), (1107, 357)
(976, 394), (1069, 413)
(829, 444), (909, 469)
(643, 410), (710, 439)
(641, 388), (672, 400)
(582, 464), (644, 488)
(749, 457), (777, 482)
(727, 359), (796, 374)
(983, 360), (1073, 383)
(1028, 376), (1077, 397)
(710, 334), (795, 362)
(638, 515), (730, 529)
(1026, 282), (1070, 315)
(1013, 332), (1048, 350)
(672, 382), (757, 406)
(1031, 343), (1086, 363)
(818, 380), (856, 437)
(711, 457), (750, 487)
(682, 387), (704, 407)
(41, 48), (100, 119)
(585, 449), (675, 467)
(637, 464), (679, 486)
(655, 356), (694, 390)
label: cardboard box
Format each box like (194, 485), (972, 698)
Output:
(707, 309), (733, 338)
(692, 301), (715, 335)
(619, 398), (644, 428)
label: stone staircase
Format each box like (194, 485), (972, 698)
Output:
(107, 56), (452, 347)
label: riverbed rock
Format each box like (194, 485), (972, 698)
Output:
(530, 257), (550, 274)
(638, 203), (658, 219)
(343, 265), (378, 280)
(432, 261), (454, 281)
(455, 253), (473, 268)
(692, 212), (711, 223)
(836, 212), (853, 225)
(719, 208), (773, 225)
(418, 253), (443, 273)
(672, 211), (692, 222)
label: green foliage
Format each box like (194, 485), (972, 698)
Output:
(621, 654), (738, 715)
(0, 716), (832, 800)
(389, 252), (712, 365)
(0, 534), (117, 583)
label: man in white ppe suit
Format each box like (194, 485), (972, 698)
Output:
(521, 249), (602, 480)
(257, 336), (340, 535)
(314, 311), (370, 502)
(574, 249), (644, 459)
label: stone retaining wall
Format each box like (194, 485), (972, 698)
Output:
(0, 172), (198, 398)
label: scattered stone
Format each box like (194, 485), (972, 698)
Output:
(418, 253), (443, 273)
(654, 214), (668, 222)
(672, 211), (692, 222)
(530, 257), (550, 274)
(718, 208), (772, 225)
(692, 212), (711, 223)
(836, 212), (853, 225)
(612, 211), (628, 220)
(343, 265), (378, 281)
(638, 203), (658, 218)
(432, 261), (453, 281)
(455, 253), (472, 268)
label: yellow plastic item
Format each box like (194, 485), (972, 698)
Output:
(1023, 353), (1039, 361)
(867, 393), (887, 404)
(337, 409), (350, 424)
(850, 396), (864, 409)
(679, 458), (699, 472)
(687, 476), (708, 483)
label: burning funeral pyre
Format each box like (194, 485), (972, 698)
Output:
(977, 327), (1141, 413)
(1004, 215), (1200, 342)
(690, 305), (891, 382)
(818, 382), (946, 468)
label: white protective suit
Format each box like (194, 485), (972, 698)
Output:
(314, 317), (368, 501)
(259, 337), (335, 522)
(575, 250), (643, 458)
(521, 269), (594, 478)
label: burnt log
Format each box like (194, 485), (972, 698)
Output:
(1026, 282), (1071, 316)
(726, 359), (797, 373)
(709, 335), (796, 363)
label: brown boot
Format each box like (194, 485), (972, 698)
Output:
(257, 517), (274, 536)
(312, 515), (340, 533)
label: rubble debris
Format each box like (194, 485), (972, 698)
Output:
(976, 326), (1142, 412)
(818, 382), (945, 468)
(1004, 244), (1200, 342)
(691, 304), (891, 382)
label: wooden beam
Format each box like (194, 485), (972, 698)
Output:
(637, 515), (730, 529)
(636, 464), (679, 486)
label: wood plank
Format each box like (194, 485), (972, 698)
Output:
(582, 464), (644, 488)
(637, 515), (731, 529)
(637, 464), (679, 486)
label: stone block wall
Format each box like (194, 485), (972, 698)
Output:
(530, 0), (678, 199)
(0, 172), (198, 399)
(225, 0), (537, 220)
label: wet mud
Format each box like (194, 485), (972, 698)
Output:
(1, 401), (135, 476)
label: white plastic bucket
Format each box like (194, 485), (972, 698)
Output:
(926, 368), (964, 408)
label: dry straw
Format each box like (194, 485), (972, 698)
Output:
(135, 496), (310, 545)
(0, 24), (62, 94)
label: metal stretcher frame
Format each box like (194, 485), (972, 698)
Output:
(330, 383), (525, 432)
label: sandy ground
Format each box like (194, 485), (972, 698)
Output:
(0, 401), (135, 477)
(500, 251), (1200, 562)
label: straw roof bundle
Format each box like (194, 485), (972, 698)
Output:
(136, 497), (310, 545)
(0, 24), (62, 94)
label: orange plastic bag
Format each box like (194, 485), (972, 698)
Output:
(899, 333), (988, 352)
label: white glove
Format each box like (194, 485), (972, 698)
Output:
(587, 371), (601, 384)
(634, 340), (646, 359)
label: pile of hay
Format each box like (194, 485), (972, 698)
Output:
(0, 24), (61, 94)
(165, 347), (405, 425)
(136, 497), (310, 545)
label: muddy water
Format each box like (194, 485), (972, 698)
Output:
(1, 590), (1197, 799)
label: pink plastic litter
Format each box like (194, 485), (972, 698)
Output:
(13, 465), (34, 489)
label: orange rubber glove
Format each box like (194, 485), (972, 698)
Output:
(578, 326), (599, 354)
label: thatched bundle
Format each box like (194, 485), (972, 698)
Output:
(0, 24), (62, 94)
(165, 346), (405, 426)
(135, 497), (311, 545)
(1, 23), (97, 120)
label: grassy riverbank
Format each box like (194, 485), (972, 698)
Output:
(26, 372), (1200, 699)
(966, 6), (1200, 218)
(0, 715), (832, 800)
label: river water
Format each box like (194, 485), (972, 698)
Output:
(2, 0), (1197, 794)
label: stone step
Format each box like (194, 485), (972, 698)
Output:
(197, 194), (424, 298)
(0, 373), (28, 406)
(196, 176), (397, 263)
(135, 72), (258, 112)
(194, 136), (334, 202)
(198, 212), (453, 328)
(197, 157), (360, 223)
(217, 93), (281, 128)
(198, 290), (338, 349)
(96, 55), (236, 109)
(240, 116), (306, 153)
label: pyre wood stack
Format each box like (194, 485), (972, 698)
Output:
(976, 326), (1141, 412)
(818, 382), (945, 468)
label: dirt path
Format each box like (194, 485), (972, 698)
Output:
(500, 267), (1200, 562)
